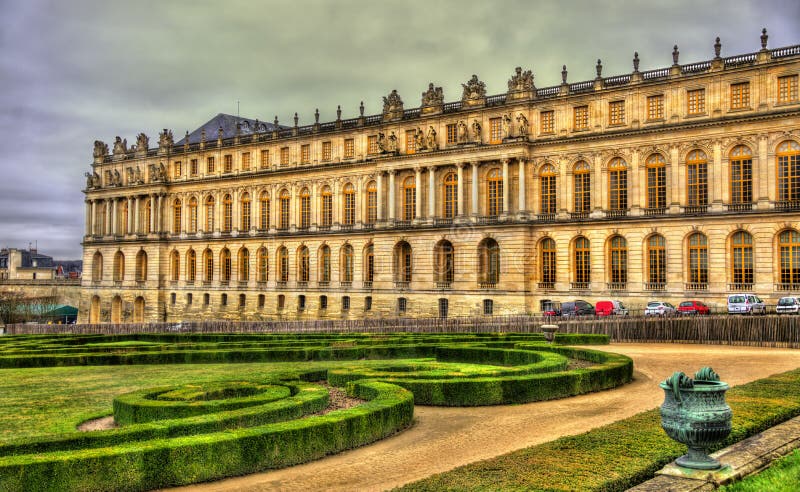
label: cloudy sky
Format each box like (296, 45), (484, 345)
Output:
(0, 0), (797, 259)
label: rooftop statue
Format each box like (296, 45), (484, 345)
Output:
(158, 129), (174, 151)
(461, 74), (486, 101)
(421, 83), (444, 107)
(383, 90), (404, 114)
(135, 133), (149, 152)
(507, 66), (534, 92)
(93, 140), (108, 159)
(112, 136), (128, 155)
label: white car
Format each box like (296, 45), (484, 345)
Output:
(727, 294), (767, 315)
(644, 301), (676, 316)
(776, 297), (800, 314)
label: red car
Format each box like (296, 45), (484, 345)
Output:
(677, 300), (710, 315)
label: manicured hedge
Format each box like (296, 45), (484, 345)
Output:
(0, 381), (414, 492)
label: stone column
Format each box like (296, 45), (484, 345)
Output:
(518, 158), (527, 216)
(331, 181), (339, 225)
(215, 191), (222, 232)
(594, 154), (604, 213)
(415, 167), (423, 220)
(501, 158), (510, 215)
(711, 141), (723, 211)
(669, 145), (681, 212)
(290, 185), (298, 228)
(355, 178), (362, 224)
(127, 197), (134, 234)
(232, 190), (239, 232)
(156, 194), (164, 233)
(471, 161), (479, 217)
(456, 163), (465, 217)
(111, 198), (118, 235)
(133, 196), (140, 234)
(310, 182), (318, 226)
(105, 198), (112, 235)
(377, 172), (384, 221)
(85, 200), (92, 236)
(91, 199), (98, 235)
(427, 166), (436, 219)
(388, 170), (396, 221)
(758, 134), (769, 207)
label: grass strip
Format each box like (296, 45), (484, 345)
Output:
(720, 449), (800, 491)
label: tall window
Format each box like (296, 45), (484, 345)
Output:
(487, 168), (503, 216)
(647, 235), (666, 286)
(92, 252), (103, 283)
(778, 75), (799, 104)
(279, 189), (290, 229)
(434, 240), (455, 283)
(609, 100), (625, 125)
(687, 88), (705, 115)
(687, 150), (708, 206)
(240, 193), (251, 231)
(730, 82), (750, 110)
(539, 164), (556, 214)
(777, 141), (800, 203)
(344, 138), (355, 158)
(573, 161), (591, 213)
(172, 199), (182, 234)
(298, 246), (310, 283)
(343, 183), (355, 225)
(300, 144), (310, 164)
(299, 188), (311, 229)
(203, 249), (213, 283)
(135, 250), (148, 282)
(278, 247), (289, 283)
(364, 244), (375, 283)
(688, 233), (708, 285)
(319, 245), (331, 283)
(403, 176), (416, 221)
(647, 94), (664, 121)
(406, 129), (417, 154)
(320, 186), (332, 227)
(260, 149), (269, 169)
(142, 200), (151, 234)
(608, 235), (627, 285)
(119, 200), (128, 235)
(646, 154), (667, 209)
(223, 154), (233, 173)
(539, 238), (556, 285)
(730, 146), (753, 204)
(206, 156), (215, 173)
(259, 192), (270, 230)
(241, 152), (251, 171)
(204, 196), (215, 232)
(280, 147), (289, 166)
(573, 237), (590, 284)
(443, 172), (458, 218)
(188, 197), (198, 233)
(187, 249), (196, 283)
(170, 250), (180, 282)
(256, 247), (268, 282)
(394, 241), (413, 283)
(222, 194), (232, 232)
(113, 252), (124, 282)
(366, 181), (377, 224)
(779, 229), (800, 286)
(478, 238), (500, 285)
(238, 248), (249, 283)
(540, 110), (554, 134)
(446, 123), (457, 144)
(731, 231), (753, 286)
(608, 158), (628, 210)
(573, 105), (588, 130)
(489, 117), (502, 143)
(322, 141), (331, 161)
(190, 159), (198, 176)
(341, 244), (354, 283)
(220, 248), (231, 284)
(367, 135), (379, 154)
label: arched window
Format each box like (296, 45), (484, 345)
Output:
(133, 297), (145, 323)
(573, 161), (591, 213)
(608, 235), (627, 286)
(89, 295), (101, 323)
(204, 196), (215, 232)
(240, 192), (251, 231)
(777, 141), (800, 203)
(95, 251), (107, 283)
(170, 250), (180, 282)
(573, 237), (590, 285)
(779, 229), (800, 287)
(299, 187), (311, 229)
(343, 183), (355, 225)
(222, 194), (232, 232)
(364, 244), (375, 284)
(646, 154), (666, 210)
(646, 235), (666, 287)
(730, 231), (753, 287)
(478, 238), (500, 285)
(259, 191), (270, 230)
(279, 189), (290, 230)
(540, 238), (556, 285)
(186, 249), (196, 283)
(119, 200), (128, 235)
(319, 245), (331, 284)
(320, 186), (332, 227)
(730, 146), (753, 205)
(277, 247), (289, 283)
(608, 158), (628, 211)
(143, 199), (152, 234)
(686, 150), (708, 207)
(135, 250), (148, 282)
(172, 199), (182, 234)
(366, 181), (377, 224)
(687, 233), (708, 286)
(298, 246), (310, 283)
(112, 251), (124, 283)
(434, 240), (455, 284)
(487, 168), (503, 216)
(443, 172), (458, 218)
(203, 248), (213, 283)
(256, 247), (268, 282)
(394, 241), (413, 284)
(403, 176), (416, 221)
(540, 164), (557, 214)
(111, 295), (122, 324)
(341, 244), (354, 283)
(188, 197), (198, 233)
(238, 248), (249, 283)
(220, 248), (231, 283)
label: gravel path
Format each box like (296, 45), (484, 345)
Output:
(166, 344), (800, 492)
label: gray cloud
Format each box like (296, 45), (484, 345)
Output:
(0, 0), (797, 259)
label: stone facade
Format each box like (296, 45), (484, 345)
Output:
(80, 35), (800, 323)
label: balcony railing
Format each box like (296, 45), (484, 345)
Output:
(433, 217), (454, 226)
(537, 281), (555, 290)
(727, 203), (753, 212)
(318, 224), (331, 231)
(643, 207), (666, 216)
(685, 282), (708, 291)
(775, 201), (800, 211)
(537, 213), (556, 223)
(605, 209), (628, 218)
(570, 281), (590, 290)
(644, 282), (666, 291)
(570, 211), (589, 220)
(435, 281), (452, 289)
(395, 219), (413, 228)
(340, 223), (354, 231)
(728, 282), (753, 291)
(362, 280), (373, 289)
(478, 282), (497, 289)
(775, 283), (800, 292)
(340, 281), (352, 289)
(477, 215), (500, 224)
(684, 205), (708, 214)
(394, 281), (410, 289)
(362, 223), (376, 230)
(607, 282), (627, 291)
(276, 280), (287, 288)
(296, 281), (308, 288)
(318, 280), (330, 288)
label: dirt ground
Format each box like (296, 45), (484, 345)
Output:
(166, 343), (800, 492)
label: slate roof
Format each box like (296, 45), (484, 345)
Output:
(176, 113), (289, 145)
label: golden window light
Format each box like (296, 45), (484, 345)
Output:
(539, 164), (557, 214)
(343, 183), (356, 225)
(730, 146), (753, 205)
(573, 161), (591, 213)
(777, 140), (800, 203)
(403, 176), (416, 221)
(487, 168), (503, 217)
(686, 150), (708, 206)
(645, 154), (666, 209)
(608, 158), (628, 211)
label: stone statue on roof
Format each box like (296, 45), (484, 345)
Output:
(508, 67), (534, 93)
(421, 83), (444, 107)
(462, 75), (486, 102)
(136, 133), (149, 152)
(112, 136), (128, 155)
(382, 90), (404, 114)
(93, 140), (108, 159)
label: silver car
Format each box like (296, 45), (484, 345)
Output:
(776, 297), (800, 314)
(727, 294), (767, 315)
(644, 301), (676, 316)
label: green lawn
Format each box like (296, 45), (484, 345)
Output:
(721, 449), (800, 492)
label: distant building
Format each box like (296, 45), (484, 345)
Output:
(0, 247), (56, 280)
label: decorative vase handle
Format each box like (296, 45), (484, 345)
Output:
(666, 371), (693, 405)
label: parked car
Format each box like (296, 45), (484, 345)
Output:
(727, 294), (767, 315)
(542, 300), (562, 317)
(677, 300), (710, 315)
(561, 300), (596, 317)
(644, 301), (676, 316)
(595, 300), (629, 317)
(776, 297), (800, 314)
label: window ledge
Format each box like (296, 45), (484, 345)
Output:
(644, 118), (665, 124)
(775, 101), (800, 108)
(684, 112), (708, 118)
(727, 107), (752, 113)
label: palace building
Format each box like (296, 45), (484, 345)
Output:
(80, 32), (800, 323)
